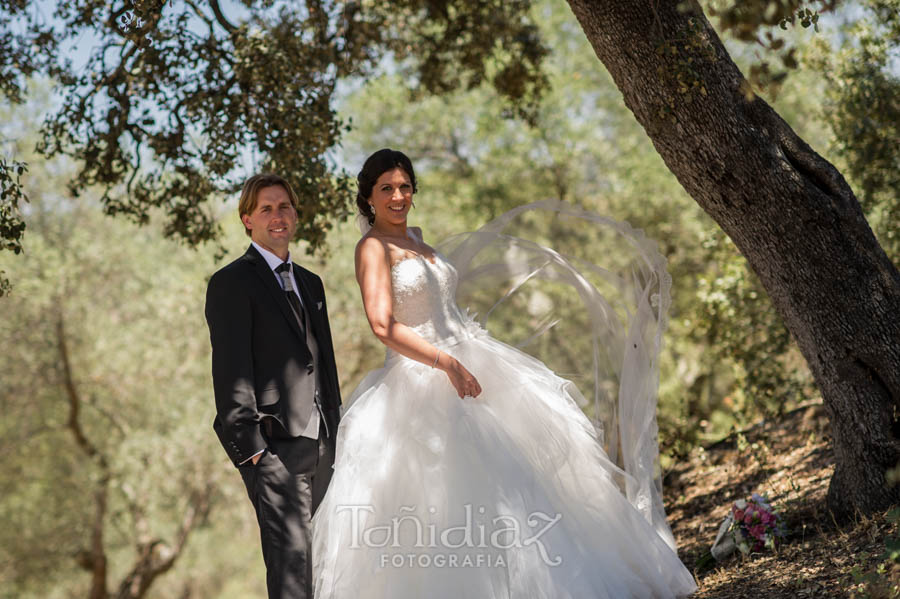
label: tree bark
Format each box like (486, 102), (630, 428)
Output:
(113, 484), (213, 599)
(59, 316), (110, 599)
(564, 0), (900, 517)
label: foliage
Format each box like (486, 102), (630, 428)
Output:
(0, 97), (265, 598)
(1, 0), (547, 256)
(0, 0), (876, 257)
(699, 0), (837, 94)
(0, 158), (27, 253)
(804, 0), (900, 262)
(0, 0), (59, 289)
(687, 230), (817, 427)
(850, 508), (900, 599)
(0, 157), (27, 296)
(0, 0), (61, 104)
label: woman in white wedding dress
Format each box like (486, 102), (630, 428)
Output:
(312, 149), (697, 598)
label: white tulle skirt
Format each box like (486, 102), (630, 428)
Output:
(312, 329), (697, 598)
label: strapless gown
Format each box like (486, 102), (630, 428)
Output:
(311, 249), (697, 598)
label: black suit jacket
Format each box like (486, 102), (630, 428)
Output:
(205, 244), (342, 466)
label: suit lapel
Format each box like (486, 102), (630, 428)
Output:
(293, 263), (325, 343)
(244, 245), (307, 344)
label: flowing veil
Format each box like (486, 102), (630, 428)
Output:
(436, 199), (677, 550)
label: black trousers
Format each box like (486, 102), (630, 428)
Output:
(239, 421), (335, 599)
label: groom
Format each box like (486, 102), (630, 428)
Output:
(205, 173), (341, 598)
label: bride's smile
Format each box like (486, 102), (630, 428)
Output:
(369, 167), (414, 230)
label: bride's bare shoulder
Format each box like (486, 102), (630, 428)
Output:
(355, 234), (390, 264)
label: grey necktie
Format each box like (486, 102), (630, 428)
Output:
(276, 263), (307, 335)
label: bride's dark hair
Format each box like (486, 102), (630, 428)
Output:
(356, 148), (418, 226)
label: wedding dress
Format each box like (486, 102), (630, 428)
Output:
(312, 201), (697, 598)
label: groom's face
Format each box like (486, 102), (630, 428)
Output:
(242, 185), (298, 257)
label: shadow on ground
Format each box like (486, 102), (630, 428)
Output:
(665, 402), (896, 598)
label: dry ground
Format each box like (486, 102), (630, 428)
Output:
(665, 402), (898, 598)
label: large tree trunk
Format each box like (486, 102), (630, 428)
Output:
(565, 0), (900, 517)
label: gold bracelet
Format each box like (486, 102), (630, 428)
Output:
(432, 350), (441, 368)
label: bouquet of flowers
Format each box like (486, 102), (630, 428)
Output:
(708, 493), (787, 563)
(729, 494), (785, 553)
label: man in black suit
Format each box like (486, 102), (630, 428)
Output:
(205, 174), (341, 599)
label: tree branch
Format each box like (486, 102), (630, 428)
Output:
(113, 482), (216, 599)
(184, 0), (213, 28)
(208, 0), (236, 33)
(106, 3), (137, 39)
(58, 315), (102, 462)
(57, 314), (110, 599)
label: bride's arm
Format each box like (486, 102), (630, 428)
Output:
(355, 236), (481, 398)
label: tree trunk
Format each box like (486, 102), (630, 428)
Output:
(564, 0), (900, 517)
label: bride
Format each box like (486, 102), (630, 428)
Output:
(312, 148), (697, 598)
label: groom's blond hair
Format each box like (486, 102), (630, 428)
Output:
(238, 174), (300, 236)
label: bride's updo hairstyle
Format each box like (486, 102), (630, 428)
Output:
(356, 148), (417, 226)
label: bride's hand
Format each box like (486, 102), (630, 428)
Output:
(442, 355), (482, 399)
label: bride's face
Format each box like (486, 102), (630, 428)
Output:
(370, 167), (414, 227)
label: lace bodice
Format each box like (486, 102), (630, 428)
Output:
(386, 252), (483, 362)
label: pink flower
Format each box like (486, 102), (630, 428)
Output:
(744, 512), (754, 524)
(750, 524), (766, 539)
(733, 509), (744, 521)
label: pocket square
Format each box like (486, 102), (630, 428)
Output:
(317, 301), (323, 310)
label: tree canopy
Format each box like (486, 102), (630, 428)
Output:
(1, 0), (547, 264)
(0, 0), (863, 272)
